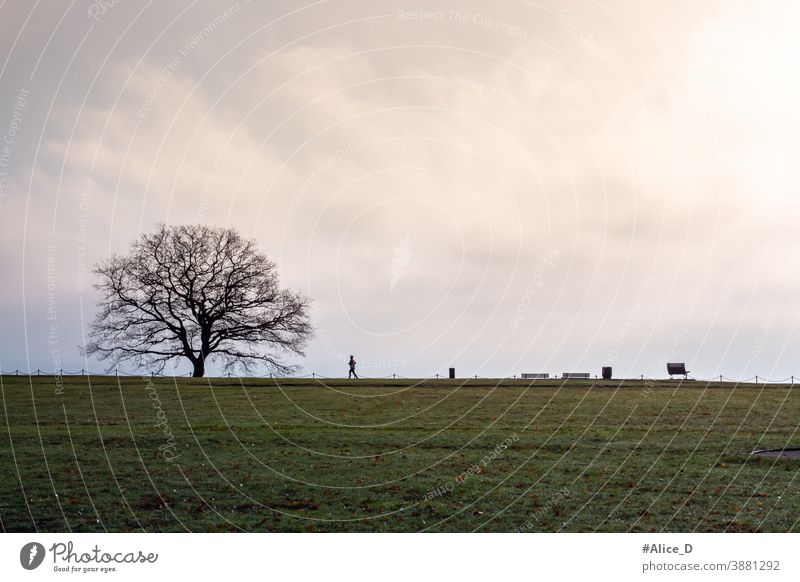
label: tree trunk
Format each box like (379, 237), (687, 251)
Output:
(192, 359), (205, 377)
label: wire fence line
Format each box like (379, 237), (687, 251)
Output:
(1, 368), (799, 384)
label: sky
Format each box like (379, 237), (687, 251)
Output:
(1, 0), (799, 380)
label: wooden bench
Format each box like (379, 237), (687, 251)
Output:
(667, 363), (689, 379)
(562, 372), (591, 379)
(521, 373), (549, 379)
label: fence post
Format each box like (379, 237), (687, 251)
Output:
(756, 375), (759, 384)
(312, 372), (315, 379)
(436, 373), (439, 379)
(720, 375), (723, 382)
(393, 373), (396, 379)
(640, 374), (644, 380)
(37, 369), (40, 376)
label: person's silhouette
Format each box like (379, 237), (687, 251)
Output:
(348, 355), (358, 379)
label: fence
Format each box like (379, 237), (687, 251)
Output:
(1, 369), (799, 384)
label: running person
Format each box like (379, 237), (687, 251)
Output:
(348, 355), (358, 379)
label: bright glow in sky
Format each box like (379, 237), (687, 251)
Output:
(1, 0), (799, 379)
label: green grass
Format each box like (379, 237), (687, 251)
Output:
(1, 375), (799, 532)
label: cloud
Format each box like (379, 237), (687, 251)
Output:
(2, 0), (800, 377)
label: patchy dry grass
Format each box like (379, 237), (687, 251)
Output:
(1, 375), (799, 532)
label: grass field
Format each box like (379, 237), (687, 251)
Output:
(1, 375), (799, 532)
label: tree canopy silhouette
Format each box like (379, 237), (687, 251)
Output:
(85, 224), (312, 377)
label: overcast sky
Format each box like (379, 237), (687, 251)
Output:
(1, 0), (799, 379)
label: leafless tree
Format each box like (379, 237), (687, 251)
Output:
(84, 224), (312, 377)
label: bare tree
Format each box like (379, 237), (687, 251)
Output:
(84, 224), (312, 377)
